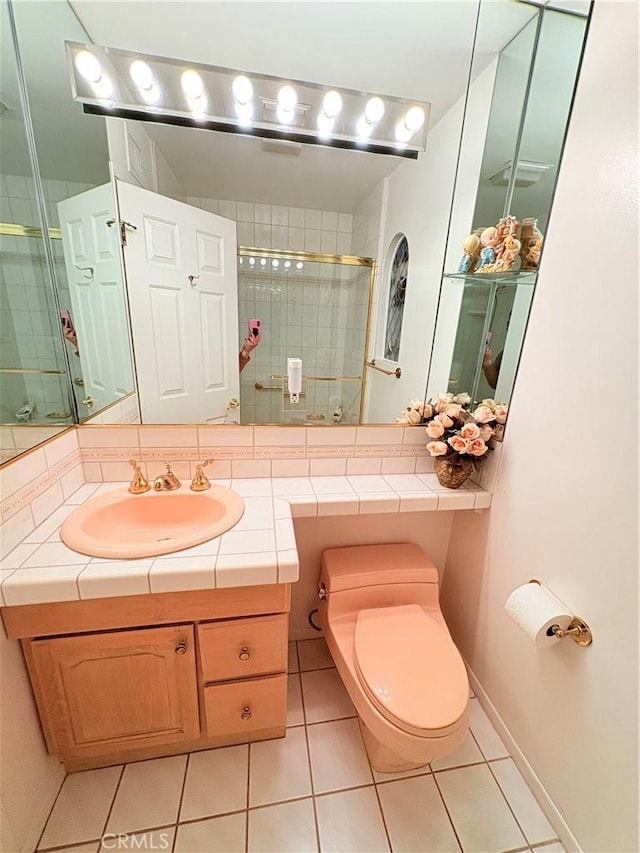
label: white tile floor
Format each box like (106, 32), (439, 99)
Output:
(37, 638), (565, 853)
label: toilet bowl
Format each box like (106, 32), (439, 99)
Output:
(319, 543), (469, 773)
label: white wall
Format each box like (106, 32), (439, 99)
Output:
(440, 4), (638, 851)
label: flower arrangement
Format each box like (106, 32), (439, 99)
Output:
(396, 392), (508, 467)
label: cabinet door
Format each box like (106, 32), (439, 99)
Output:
(26, 624), (199, 760)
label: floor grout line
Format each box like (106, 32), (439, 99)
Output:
(431, 765), (465, 853)
(171, 753), (190, 853)
(245, 737), (252, 853)
(298, 643), (322, 853)
(34, 768), (69, 853)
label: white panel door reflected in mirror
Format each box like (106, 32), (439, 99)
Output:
(116, 181), (240, 424)
(58, 183), (134, 419)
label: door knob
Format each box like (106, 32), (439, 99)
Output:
(241, 706), (252, 720)
(227, 398), (240, 410)
(81, 396), (94, 408)
(239, 647), (250, 661)
(188, 274), (199, 287)
(175, 640), (188, 655)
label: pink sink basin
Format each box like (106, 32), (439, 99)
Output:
(60, 485), (245, 559)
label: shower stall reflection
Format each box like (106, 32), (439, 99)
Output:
(237, 249), (374, 425)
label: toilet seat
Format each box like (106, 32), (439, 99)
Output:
(353, 604), (469, 738)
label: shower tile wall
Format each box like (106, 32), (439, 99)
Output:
(237, 262), (368, 425)
(0, 174), (86, 423)
(184, 197), (353, 256)
(185, 197), (369, 424)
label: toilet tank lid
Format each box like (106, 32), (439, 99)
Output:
(321, 543), (438, 592)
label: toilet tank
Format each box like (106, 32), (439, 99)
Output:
(320, 544), (441, 620)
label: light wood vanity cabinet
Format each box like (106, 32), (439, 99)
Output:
(4, 584), (290, 771)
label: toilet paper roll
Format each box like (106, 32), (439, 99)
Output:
(504, 582), (572, 647)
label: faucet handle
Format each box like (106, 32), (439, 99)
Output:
(191, 458), (213, 492)
(128, 459), (150, 494)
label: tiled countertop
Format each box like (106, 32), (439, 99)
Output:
(0, 474), (491, 607)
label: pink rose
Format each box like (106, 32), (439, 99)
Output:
(481, 398), (496, 411)
(426, 440), (448, 457)
(472, 405), (495, 424)
(453, 392), (471, 406)
(426, 420), (445, 438)
(467, 437), (488, 456)
(448, 435), (470, 454)
(493, 424), (505, 441)
(422, 403), (434, 419)
(479, 424), (493, 441)
(405, 408), (422, 425)
(435, 413), (454, 428)
(495, 404), (508, 424)
(445, 403), (463, 419)
(435, 393), (453, 413)
(460, 422), (480, 440)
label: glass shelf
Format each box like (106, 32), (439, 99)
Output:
(443, 270), (538, 285)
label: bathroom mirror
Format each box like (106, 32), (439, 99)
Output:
(65, 0), (487, 426)
(0, 0), (137, 465)
(0, 0), (74, 462)
(425, 1), (590, 417)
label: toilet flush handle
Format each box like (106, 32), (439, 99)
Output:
(318, 583), (327, 601)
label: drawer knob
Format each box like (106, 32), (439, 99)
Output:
(239, 647), (251, 661)
(241, 706), (252, 720)
(175, 640), (188, 655)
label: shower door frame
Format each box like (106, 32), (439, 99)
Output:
(237, 246), (376, 425)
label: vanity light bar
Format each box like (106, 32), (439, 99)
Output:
(66, 42), (430, 159)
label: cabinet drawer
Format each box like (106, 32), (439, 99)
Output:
(204, 674), (287, 738)
(198, 614), (287, 682)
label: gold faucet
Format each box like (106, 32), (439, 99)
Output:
(128, 459), (150, 494)
(191, 458), (213, 491)
(153, 462), (181, 491)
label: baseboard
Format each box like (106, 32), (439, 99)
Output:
(467, 664), (583, 853)
(19, 761), (65, 853)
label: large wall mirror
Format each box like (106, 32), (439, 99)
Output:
(0, 0), (591, 464)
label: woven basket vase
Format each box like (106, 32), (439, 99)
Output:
(434, 455), (474, 489)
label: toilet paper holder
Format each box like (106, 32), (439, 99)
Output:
(529, 579), (593, 646)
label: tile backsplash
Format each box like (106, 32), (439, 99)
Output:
(0, 428), (82, 558)
(78, 424), (433, 483)
(0, 423), (433, 559)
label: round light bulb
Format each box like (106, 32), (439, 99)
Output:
(364, 96), (385, 124)
(249, 257), (256, 266)
(232, 75), (253, 105)
(296, 261), (304, 270)
(260, 258), (267, 266)
(404, 106), (425, 132)
(272, 259), (279, 268)
(140, 83), (161, 106)
(93, 75), (114, 100)
(278, 85), (297, 112)
(395, 121), (413, 144)
(75, 50), (102, 83)
(130, 60), (153, 90)
(322, 90), (342, 119)
(356, 115), (373, 140)
(317, 112), (334, 139)
(181, 69), (204, 99)
(235, 101), (253, 126)
(284, 260), (291, 269)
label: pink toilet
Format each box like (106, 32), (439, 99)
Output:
(319, 543), (469, 772)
